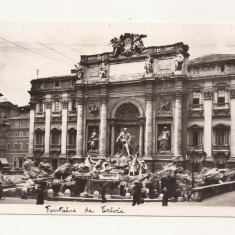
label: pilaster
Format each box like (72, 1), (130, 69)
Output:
(230, 88), (235, 157)
(60, 98), (68, 156)
(44, 99), (52, 157)
(27, 99), (36, 158)
(203, 89), (213, 157)
(99, 94), (108, 158)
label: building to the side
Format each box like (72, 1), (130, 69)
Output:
(6, 106), (30, 169)
(0, 101), (21, 159)
(27, 33), (235, 171)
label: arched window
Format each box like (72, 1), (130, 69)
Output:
(115, 103), (140, 119)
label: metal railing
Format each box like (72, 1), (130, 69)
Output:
(213, 144), (230, 151)
(187, 144), (204, 152)
(189, 104), (203, 110)
(214, 102), (229, 109)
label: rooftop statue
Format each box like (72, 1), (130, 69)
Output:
(144, 55), (154, 76)
(174, 51), (184, 71)
(73, 63), (84, 81)
(99, 60), (108, 79)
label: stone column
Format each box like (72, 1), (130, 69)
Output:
(230, 89), (235, 157)
(173, 90), (183, 157)
(203, 89), (213, 157)
(110, 121), (115, 157)
(144, 92), (153, 158)
(27, 100), (35, 158)
(76, 97), (84, 158)
(99, 95), (108, 158)
(44, 100), (52, 156)
(139, 120), (144, 157)
(60, 99), (68, 156)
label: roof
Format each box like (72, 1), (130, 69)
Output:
(189, 54), (235, 65)
(31, 74), (77, 82)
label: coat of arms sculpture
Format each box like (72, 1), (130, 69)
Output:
(110, 33), (147, 57)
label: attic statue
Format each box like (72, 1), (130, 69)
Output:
(74, 63), (84, 80)
(144, 55), (154, 75)
(99, 61), (108, 79)
(174, 51), (184, 71)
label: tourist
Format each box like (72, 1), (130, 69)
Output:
(36, 186), (44, 205)
(132, 182), (141, 206)
(188, 190), (192, 202)
(162, 187), (169, 206)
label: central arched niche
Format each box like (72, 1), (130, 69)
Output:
(115, 103), (140, 119)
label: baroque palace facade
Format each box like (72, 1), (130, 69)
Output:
(27, 34), (235, 170)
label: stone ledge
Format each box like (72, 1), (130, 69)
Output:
(192, 181), (235, 202)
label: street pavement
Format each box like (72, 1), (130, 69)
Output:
(1, 190), (235, 206)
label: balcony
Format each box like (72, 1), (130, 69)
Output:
(187, 144), (204, 153)
(34, 144), (44, 154)
(188, 104), (203, 115)
(35, 112), (45, 117)
(68, 110), (77, 116)
(212, 144), (230, 157)
(52, 111), (62, 116)
(50, 144), (61, 153)
(67, 144), (76, 150)
(213, 103), (229, 114)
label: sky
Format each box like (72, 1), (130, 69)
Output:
(1, 22), (235, 106)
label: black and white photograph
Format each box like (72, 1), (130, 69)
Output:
(1, 3), (235, 228)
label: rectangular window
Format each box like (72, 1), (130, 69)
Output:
(192, 91), (200, 105)
(19, 143), (23, 150)
(217, 90), (225, 104)
(15, 121), (19, 127)
(54, 101), (60, 112)
(7, 143), (10, 150)
(215, 130), (228, 145)
(26, 143), (29, 150)
(69, 133), (76, 146)
(36, 133), (44, 145)
(7, 132), (11, 137)
(14, 132), (18, 137)
(20, 120), (24, 126)
(38, 102), (43, 112)
(55, 81), (60, 87)
(52, 132), (60, 145)
(71, 99), (76, 111)
(192, 132), (199, 145)
(14, 143), (18, 150)
(220, 64), (225, 72)
(19, 131), (23, 137)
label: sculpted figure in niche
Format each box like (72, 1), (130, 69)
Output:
(116, 128), (132, 157)
(99, 61), (108, 79)
(158, 126), (171, 152)
(144, 55), (154, 75)
(174, 51), (184, 71)
(88, 129), (99, 151)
